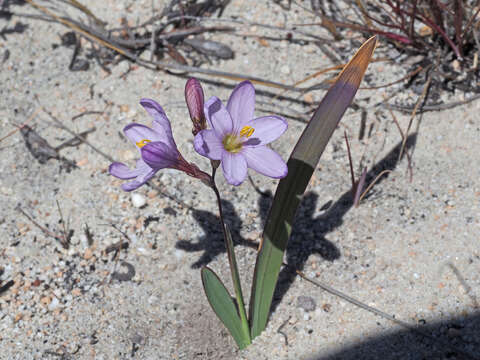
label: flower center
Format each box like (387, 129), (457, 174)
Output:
(222, 134), (242, 153)
(136, 139), (151, 148)
(222, 126), (255, 153)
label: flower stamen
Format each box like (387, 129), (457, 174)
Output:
(136, 139), (151, 148)
(239, 125), (254, 138)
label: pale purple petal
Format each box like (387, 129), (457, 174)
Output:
(194, 129), (224, 160)
(121, 168), (156, 191)
(109, 161), (142, 179)
(243, 146), (288, 179)
(204, 96), (233, 137)
(242, 116), (287, 147)
(123, 123), (167, 147)
(141, 141), (179, 169)
(227, 81), (255, 133)
(113, 159), (156, 192)
(139, 98), (176, 148)
(221, 152), (247, 185)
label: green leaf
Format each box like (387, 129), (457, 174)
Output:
(201, 266), (251, 349)
(249, 36), (378, 339)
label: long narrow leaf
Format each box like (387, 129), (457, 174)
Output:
(201, 267), (250, 349)
(249, 36), (378, 338)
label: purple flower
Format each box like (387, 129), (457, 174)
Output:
(109, 98), (210, 191)
(194, 81), (288, 185)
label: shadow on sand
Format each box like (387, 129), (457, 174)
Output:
(176, 134), (417, 306)
(308, 312), (480, 360)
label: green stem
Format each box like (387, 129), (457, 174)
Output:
(211, 168), (251, 344)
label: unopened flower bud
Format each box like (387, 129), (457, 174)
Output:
(185, 78), (206, 135)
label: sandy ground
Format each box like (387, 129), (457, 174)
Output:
(0, 1), (479, 359)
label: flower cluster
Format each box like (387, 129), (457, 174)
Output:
(109, 79), (288, 189)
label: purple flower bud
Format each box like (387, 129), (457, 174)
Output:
(185, 78), (206, 135)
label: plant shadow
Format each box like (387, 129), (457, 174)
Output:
(176, 200), (251, 269)
(307, 312), (480, 360)
(269, 133), (417, 312)
(175, 133), (417, 306)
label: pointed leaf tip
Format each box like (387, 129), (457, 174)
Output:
(336, 35), (378, 89)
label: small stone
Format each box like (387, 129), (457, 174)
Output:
(127, 109), (137, 118)
(452, 59), (461, 72)
(84, 248), (93, 260)
(48, 297), (60, 311)
(76, 158), (88, 167)
(297, 295), (316, 312)
(322, 303), (332, 312)
(71, 288), (82, 297)
(131, 333), (145, 345)
(419, 25), (433, 37)
(303, 93), (314, 104)
(257, 38), (269, 47)
(304, 44), (316, 54)
(148, 295), (160, 305)
(131, 193), (147, 208)
(40, 296), (51, 306)
(14, 313), (23, 323)
(137, 247), (150, 255)
(147, 190), (158, 199)
(280, 65), (291, 75)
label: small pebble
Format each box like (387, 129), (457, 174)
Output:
(280, 65), (291, 75)
(131, 193), (147, 208)
(148, 295), (160, 305)
(40, 296), (51, 306)
(48, 297), (60, 311)
(451, 59), (461, 72)
(14, 313), (23, 323)
(83, 248), (93, 260)
(303, 93), (314, 104)
(322, 303), (332, 312)
(297, 295), (316, 312)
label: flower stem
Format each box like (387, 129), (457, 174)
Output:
(211, 168), (251, 344)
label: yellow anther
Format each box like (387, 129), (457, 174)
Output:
(136, 139), (151, 148)
(240, 125), (254, 138)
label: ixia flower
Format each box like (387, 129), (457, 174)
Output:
(109, 98), (210, 191)
(194, 81), (288, 185)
